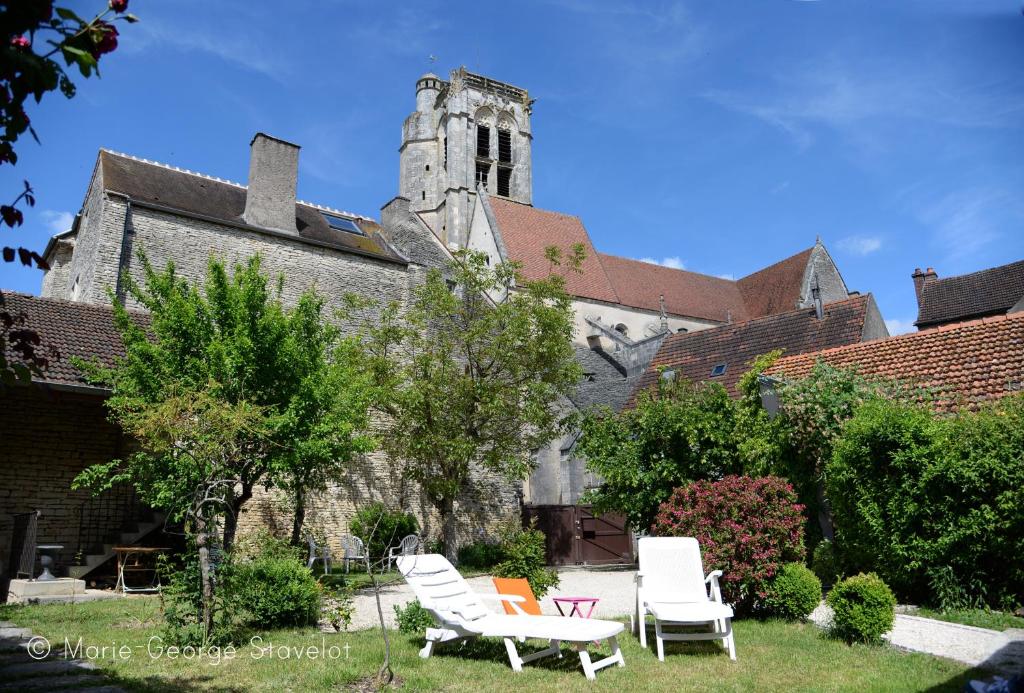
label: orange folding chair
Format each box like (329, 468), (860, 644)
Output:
(492, 577), (543, 616)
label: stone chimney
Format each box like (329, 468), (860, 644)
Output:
(911, 267), (938, 305)
(243, 133), (300, 233)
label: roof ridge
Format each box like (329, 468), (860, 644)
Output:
(926, 258), (1024, 287)
(598, 252), (739, 284)
(101, 149), (374, 222)
(775, 308), (1024, 365)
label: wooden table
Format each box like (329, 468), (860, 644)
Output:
(113, 546), (168, 594)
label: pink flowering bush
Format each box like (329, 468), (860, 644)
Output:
(652, 475), (806, 613)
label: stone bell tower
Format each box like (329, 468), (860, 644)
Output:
(398, 67), (533, 248)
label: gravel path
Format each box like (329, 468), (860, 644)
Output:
(341, 566), (1024, 675)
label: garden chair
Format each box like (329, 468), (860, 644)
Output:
(386, 534), (421, 571)
(633, 536), (736, 662)
(398, 554), (626, 680)
(306, 534), (331, 575)
(339, 534), (365, 573)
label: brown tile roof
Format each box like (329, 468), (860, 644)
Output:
(915, 259), (1024, 328)
(98, 151), (406, 264)
(768, 311), (1024, 412)
(629, 294), (873, 402)
(737, 247), (813, 319)
(488, 197), (620, 303)
(597, 253), (750, 323)
(1, 291), (145, 390)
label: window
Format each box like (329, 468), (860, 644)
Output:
(498, 129), (512, 163)
(475, 160), (490, 188)
(710, 363), (727, 377)
(421, 190), (426, 200)
(443, 136), (448, 170)
(425, 164), (430, 171)
(476, 125), (490, 158)
(70, 274), (81, 301)
(614, 323), (629, 337)
(321, 212), (365, 236)
(497, 166), (511, 197)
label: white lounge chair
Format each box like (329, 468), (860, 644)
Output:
(397, 554), (626, 680)
(633, 536), (736, 662)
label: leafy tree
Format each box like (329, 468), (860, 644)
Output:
(1, 1), (137, 383)
(75, 252), (372, 552)
(578, 376), (742, 531)
(361, 248), (582, 560)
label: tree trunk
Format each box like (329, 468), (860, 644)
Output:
(222, 482), (253, 554)
(290, 486), (306, 546)
(367, 553), (394, 687)
(194, 516), (215, 643)
(440, 496), (458, 563)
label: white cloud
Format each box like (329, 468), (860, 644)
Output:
(40, 210), (73, 234)
(836, 235), (882, 256)
(885, 318), (916, 336)
(639, 256), (685, 270)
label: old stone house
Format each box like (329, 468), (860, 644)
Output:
(3, 67), (886, 578)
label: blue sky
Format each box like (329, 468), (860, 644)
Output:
(2, 0), (1022, 333)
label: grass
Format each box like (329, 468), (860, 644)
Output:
(0, 597), (985, 692)
(907, 607), (1024, 632)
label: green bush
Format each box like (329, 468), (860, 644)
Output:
(492, 518), (559, 598)
(228, 555), (322, 629)
(762, 562), (822, 621)
(827, 573), (896, 644)
(394, 598), (435, 634)
(457, 540), (504, 570)
(811, 539), (842, 587)
(827, 396), (1024, 608)
(350, 502), (419, 561)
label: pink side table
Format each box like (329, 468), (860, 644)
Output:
(552, 596), (600, 619)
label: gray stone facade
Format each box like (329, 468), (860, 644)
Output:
(399, 68), (533, 248)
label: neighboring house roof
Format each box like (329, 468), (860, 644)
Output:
(629, 294), (874, 402)
(487, 197), (620, 304)
(769, 311), (1024, 412)
(96, 150), (407, 264)
(1, 291), (145, 390)
(737, 247), (814, 319)
(915, 259), (1024, 328)
(597, 253), (749, 323)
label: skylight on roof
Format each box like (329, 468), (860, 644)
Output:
(321, 212), (365, 236)
(710, 363), (727, 377)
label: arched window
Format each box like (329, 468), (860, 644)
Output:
(614, 323), (629, 338)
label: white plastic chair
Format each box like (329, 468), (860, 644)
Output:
(338, 534), (365, 573)
(397, 554), (626, 680)
(387, 534), (421, 570)
(633, 536), (736, 661)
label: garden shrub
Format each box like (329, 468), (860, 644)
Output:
(652, 475), (805, 613)
(811, 539), (842, 588)
(827, 396), (1024, 608)
(457, 540), (504, 570)
(394, 598), (435, 634)
(826, 573), (896, 644)
(492, 518), (559, 598)
(227, 554), (322, 629)
(350, 502), (419, 561)
(762, 562), (822, 621)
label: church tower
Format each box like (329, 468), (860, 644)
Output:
(399, 67), (533, 248)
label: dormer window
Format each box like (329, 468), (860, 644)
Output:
(710, 363), (727, 377)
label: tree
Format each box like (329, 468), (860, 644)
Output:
(1, 1), (137, 383)
(75, 252), (372, 552)
(361, 248), (583, 561)
(578, 376), (742, 531)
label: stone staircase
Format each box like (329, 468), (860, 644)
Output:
(0, 621), (123, 692)
(67, 512), (166, 581)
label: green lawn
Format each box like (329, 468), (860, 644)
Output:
(0, 598), (985, 692)
(907, 607), (1024, 632)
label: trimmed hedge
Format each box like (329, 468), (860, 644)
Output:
(652, 475), (805, 613)
(827, 573), (896, 644)
(762, 562), (822, 621)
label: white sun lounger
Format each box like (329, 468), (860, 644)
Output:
(397, 554), (626, 680)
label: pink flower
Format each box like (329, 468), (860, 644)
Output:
(109, 0), (128, 11)
(10, 36), (30, 50)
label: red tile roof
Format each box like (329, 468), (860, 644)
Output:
(629, 294), (873, 402)
(597, 253), (750, 323)
(915, 259), (1024, 328)
(737, 247), (813, 319)
(488, 198), (620, 303)
(768, 311), (1024, 412)
(1, 291), (145, 389)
